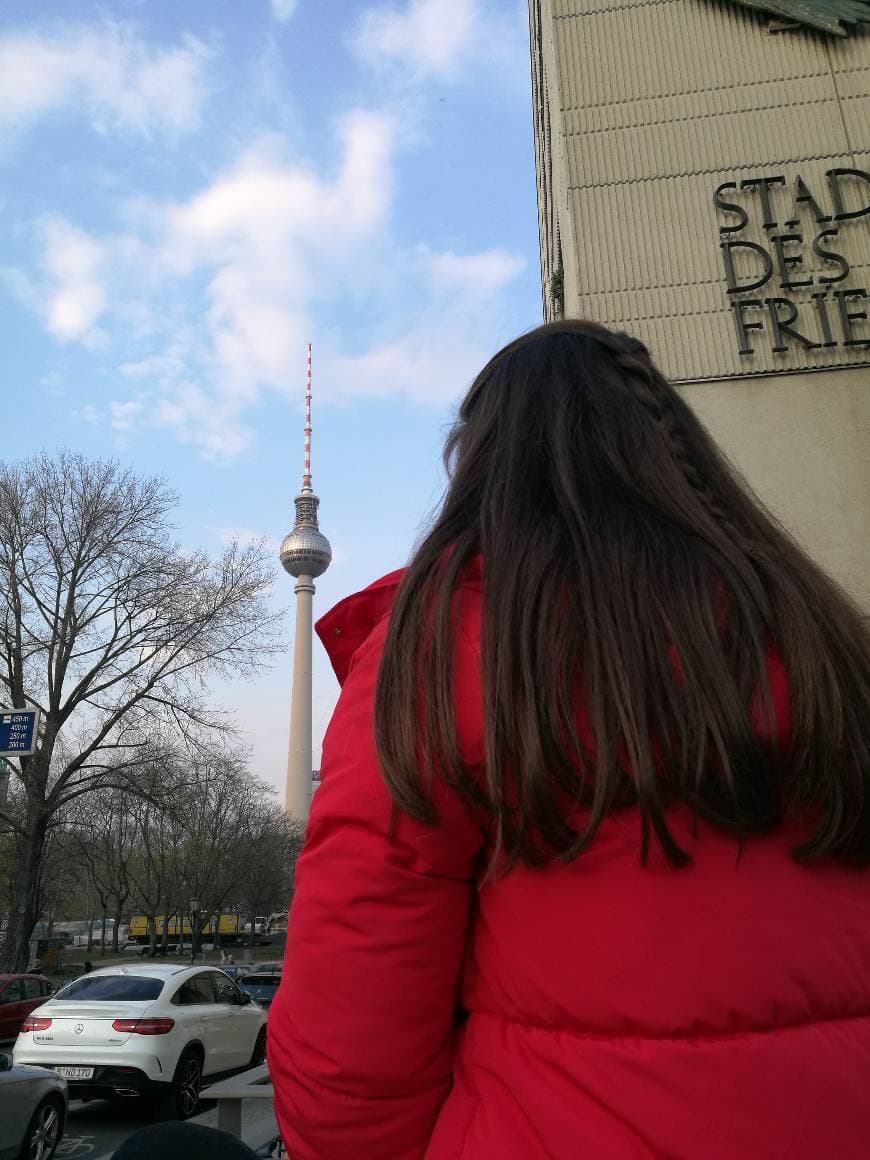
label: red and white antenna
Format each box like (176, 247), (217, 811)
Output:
(303, 342), (312, 492)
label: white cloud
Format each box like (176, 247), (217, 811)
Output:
(325, 246), (525, 405)
(353, 0), (479, 79)
(110, 400), (144, 431)
(0, 23), (210, 142)
(20, 109), (524, 460)
(39, 217), (106, 342)
(152, 381), (256, 461)
(328, 335), (475, 405)
(121, 349), (189, 383)
(351, 0), (529, 95)
(165, 112), (392, 270)
(41, 367), (69, 398)
(150, 110), (394, 429)
(218, 527), (281, 552)
(270, 0), (299, 23)
(428, 249), (526, 300)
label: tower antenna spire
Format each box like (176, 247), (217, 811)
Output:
(279, 342), (332, 822)
(303, 342), (312, 493)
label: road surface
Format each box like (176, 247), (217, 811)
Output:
(57, 1090), (280, 1159)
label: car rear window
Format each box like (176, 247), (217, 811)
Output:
(241, 975), (281, 989)
(55, 975), (165, 1001)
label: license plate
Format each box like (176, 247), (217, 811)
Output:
(54, 1066), (94, 1080)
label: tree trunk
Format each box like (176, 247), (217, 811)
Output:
(111, 901), (123, 953)
(111, 888), (129, 954)
(99, 904), (108, 957)
(2, 809), (49, 972)
(147, 915), (157, 956)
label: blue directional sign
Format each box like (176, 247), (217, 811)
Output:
(0, 709), (40, 757)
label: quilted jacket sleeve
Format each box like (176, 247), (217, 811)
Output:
(267, 616), (486, 1160)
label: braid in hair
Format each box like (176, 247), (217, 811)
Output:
(600, 331), (777, 669)
(605, 332), (751, 548)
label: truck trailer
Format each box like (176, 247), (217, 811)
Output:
(127, 912), (244, 945)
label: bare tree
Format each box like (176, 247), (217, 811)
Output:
(173, 755), (262, 952)
(0, 452), (281, 970)
(34, 823), (84, 938)
(237, 804), (304, 946)
(285, 813), (307, 905)
(65, 787), (141, 956)
(127, 791), (180, 956)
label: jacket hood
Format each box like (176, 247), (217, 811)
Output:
(315, 556), (484, 685)
(315, 568), (406, 685)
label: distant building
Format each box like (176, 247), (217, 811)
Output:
(530, 0), (870, 605)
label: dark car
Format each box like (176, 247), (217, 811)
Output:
(0, 975), (52, 1041)
(238, 971), (281, 1009)
(245, 961), (282, 974)
(218, 964), (250, 983)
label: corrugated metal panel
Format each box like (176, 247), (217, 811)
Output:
(842, 95), (870, 152)
(566, 99), (847, 188)
(539, 0), (870, 380)
(557, 2), (829, 112)
(563, 76), (837, 136)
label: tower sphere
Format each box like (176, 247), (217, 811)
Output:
(280, 524), (332, 578)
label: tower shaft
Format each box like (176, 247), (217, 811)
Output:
(285, 575), (315, 821)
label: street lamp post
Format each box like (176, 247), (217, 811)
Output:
(190, 899), (199, 964)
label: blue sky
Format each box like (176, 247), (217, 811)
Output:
(0, 0), (541, 795)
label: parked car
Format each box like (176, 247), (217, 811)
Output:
(238, 971), (281, 1010)
(13, 964), (267, 1119)
(218, 964), (250, 983)
(245, 961), (283, 974)
(0, 1051), (68, 1160)
(0, 975), (52, 1041)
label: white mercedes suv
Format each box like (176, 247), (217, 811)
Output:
(12, 963), (268, 1119)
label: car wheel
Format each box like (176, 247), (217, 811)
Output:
(249, 1026), (267, 1067)
(19, 1095), (64, 1160)
(163, 1047), (203, 1120)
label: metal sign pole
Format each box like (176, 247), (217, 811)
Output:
(0, 757), (11, 807)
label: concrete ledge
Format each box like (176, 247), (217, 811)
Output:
(203, 1064), (277, 1145)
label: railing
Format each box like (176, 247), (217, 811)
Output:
(204, 1063), (282, 1155)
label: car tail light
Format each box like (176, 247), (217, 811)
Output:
(21, 1016), (52, 1032)
(112, 1018), (175, 1035)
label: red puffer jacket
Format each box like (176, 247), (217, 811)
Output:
(267, 561), (870, 1159)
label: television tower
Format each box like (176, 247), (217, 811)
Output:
(279, 344), (332, 820)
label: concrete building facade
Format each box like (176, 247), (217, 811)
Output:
(530, 0), (869, 604)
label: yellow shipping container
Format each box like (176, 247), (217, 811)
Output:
(127, 913), (243, 943)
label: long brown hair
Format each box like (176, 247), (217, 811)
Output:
(374, 320), (870, 870)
